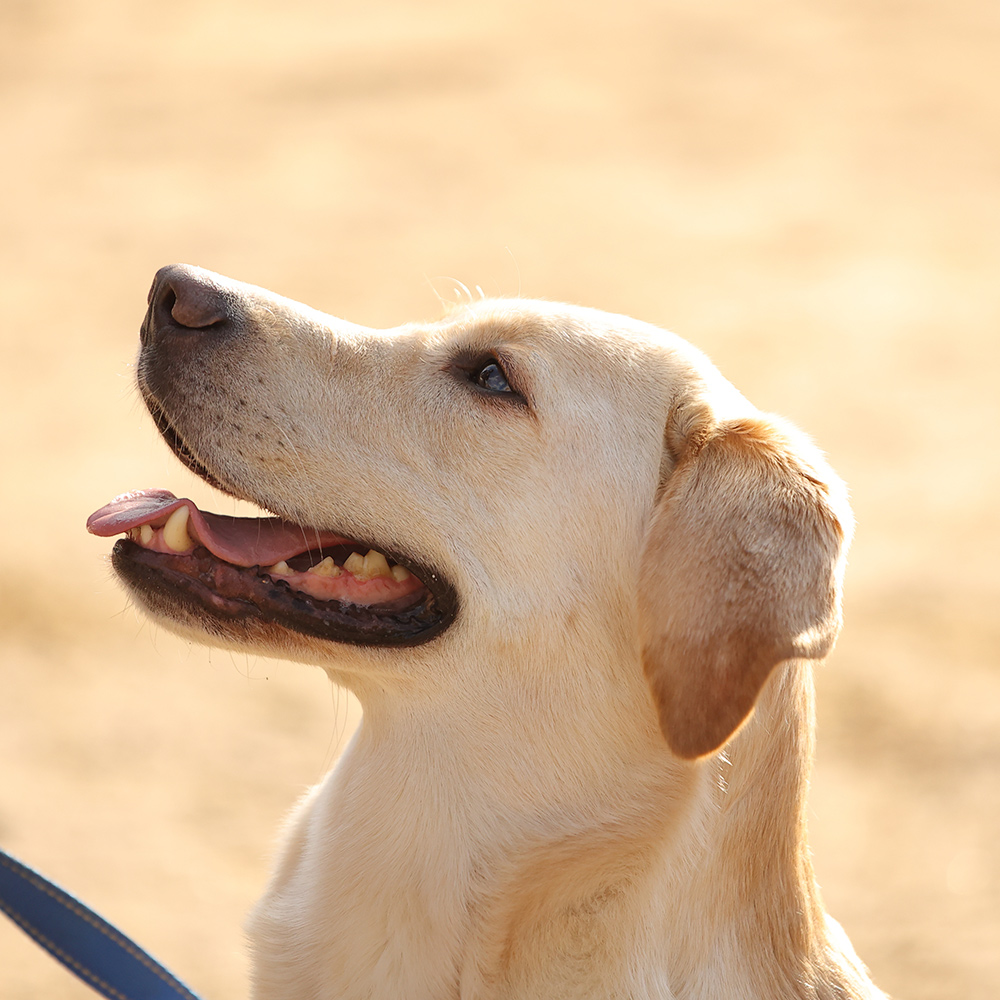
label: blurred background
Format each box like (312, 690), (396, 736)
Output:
(1, 1), (997, 997)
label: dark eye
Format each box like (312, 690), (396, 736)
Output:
(475, 360), (512, 393)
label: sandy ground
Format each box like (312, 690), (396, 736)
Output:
(1, 1), (997, 997)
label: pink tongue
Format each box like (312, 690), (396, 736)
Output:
(86, 489), (352, 567)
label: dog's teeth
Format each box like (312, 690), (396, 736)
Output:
(267, 560), (292, 576)
(363, 550), (392, 579)
(391, 565), (411, 582)
(344, 550), (393, 580)
(128, 526), (152, 544)
(162, 505), (194, 552)
(308, 556), (342, 577)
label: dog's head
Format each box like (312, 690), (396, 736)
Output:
(89, 265), (851, 759)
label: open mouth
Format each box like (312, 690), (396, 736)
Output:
(87, 489), (457, 647)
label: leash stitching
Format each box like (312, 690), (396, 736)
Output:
(0, 852), (201, 1000)
(0, 896), (130, 1000)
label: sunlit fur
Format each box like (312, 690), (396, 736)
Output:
(129, 265), (887, 1000)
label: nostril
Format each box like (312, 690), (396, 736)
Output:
(169, 280), (227, 329)
(159, 287), (177, 320)
(149, 265), (229, 331)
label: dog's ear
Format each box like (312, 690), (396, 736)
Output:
(639, 401), (851, 760)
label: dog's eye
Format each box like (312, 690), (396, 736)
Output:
(451, 352), (525, 405)
(475, 360), (512, 394)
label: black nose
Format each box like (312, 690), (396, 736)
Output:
(146, 264), (230, 333)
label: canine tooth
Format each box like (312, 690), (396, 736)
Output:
(391, 565), (411, 582)
(140, 524), (154, 545)
(308, 556), (342, 577)
(267, 560), (292, 576)
(344, 552), (366, 576)
(362, 550), (392, 579)
(162, 505), (193, 552)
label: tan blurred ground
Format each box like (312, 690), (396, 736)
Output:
(1, 1), (997, 997)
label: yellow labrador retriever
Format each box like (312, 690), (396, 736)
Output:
(89, 265), (887, 999)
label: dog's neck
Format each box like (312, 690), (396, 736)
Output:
(457, 661), (863, 999)
(248, 656), (870, 1000)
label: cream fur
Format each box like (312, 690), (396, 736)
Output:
(121, 265), (888, 1000)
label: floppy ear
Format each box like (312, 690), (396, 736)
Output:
(639, 403), (851, 760)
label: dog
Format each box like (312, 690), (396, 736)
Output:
(88, 265), (887, 999)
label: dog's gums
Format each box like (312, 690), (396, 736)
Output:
(87, 489), (455, 647)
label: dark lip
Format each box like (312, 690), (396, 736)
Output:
(132, 380), (460, 648)
(113, 539), (458, 647)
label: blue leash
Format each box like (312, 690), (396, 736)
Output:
(0, 846), (205, 1000)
